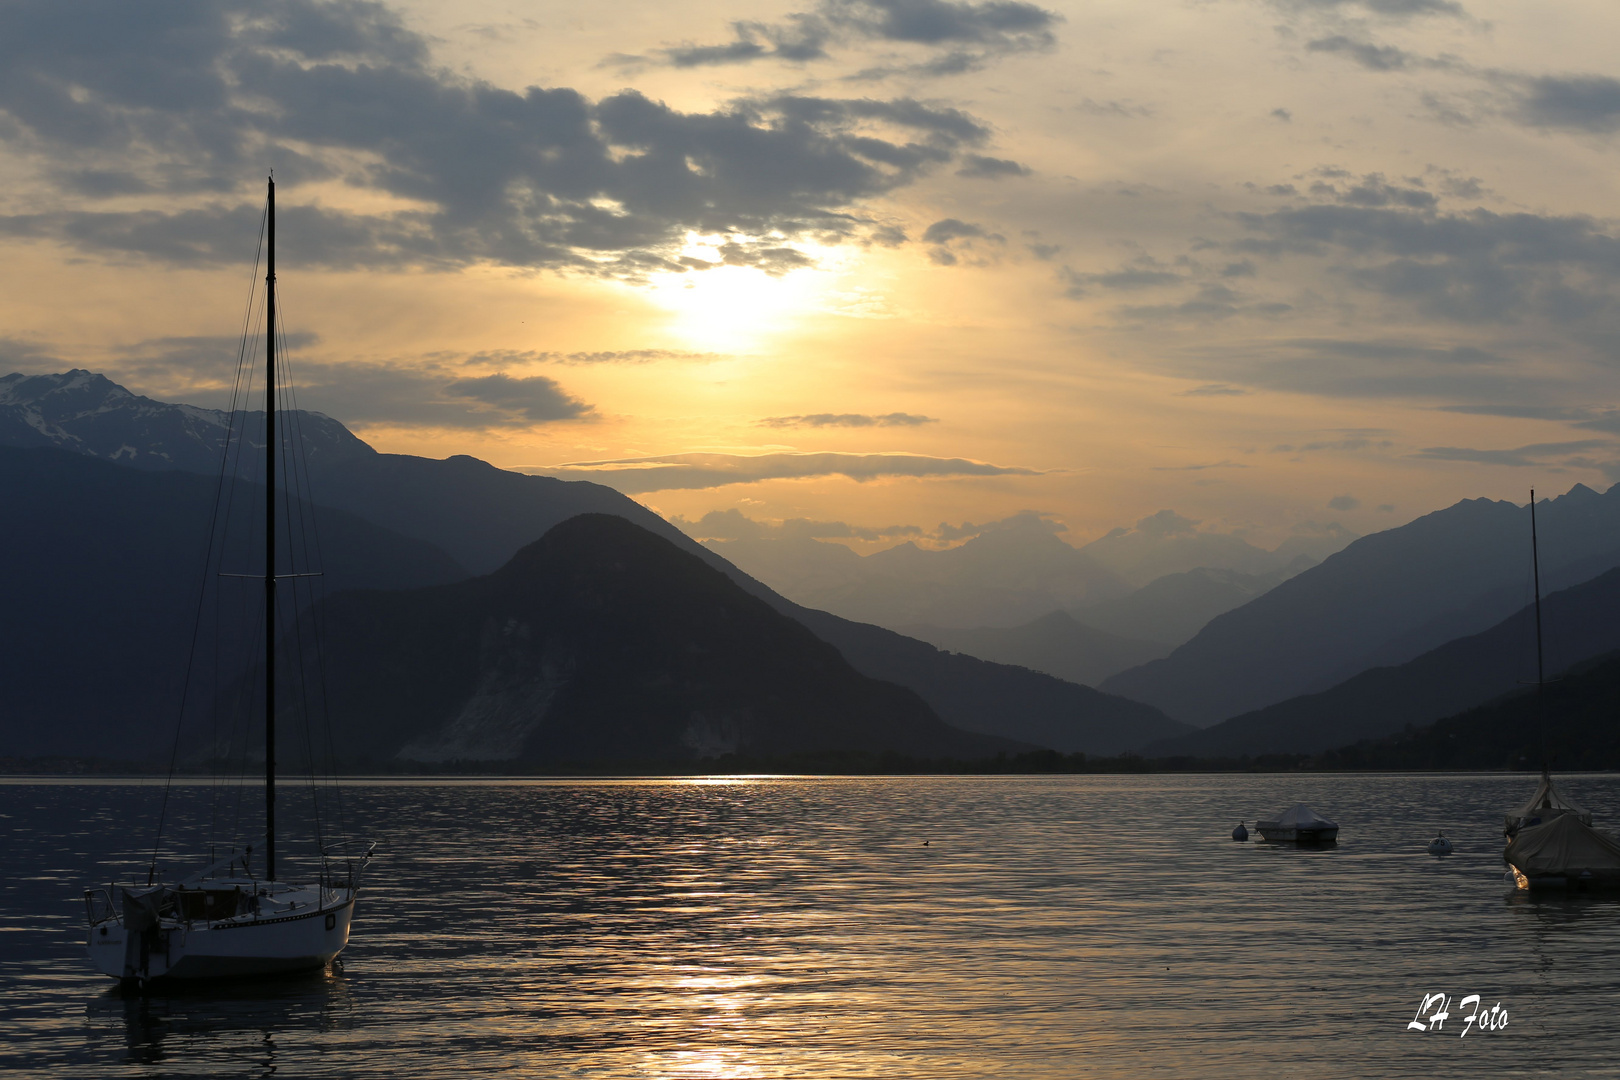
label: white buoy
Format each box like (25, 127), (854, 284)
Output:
(1427, 831), (1453, 856)
(1232, 822), (1248, 842)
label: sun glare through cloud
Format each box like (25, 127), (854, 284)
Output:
(641, 233), (847, 352)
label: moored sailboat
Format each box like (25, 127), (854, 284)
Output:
(1501, 489), (1620, 891)
(83, 176), (373, 984)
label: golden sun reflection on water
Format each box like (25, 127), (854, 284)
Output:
(10, 775), (1620, 1078)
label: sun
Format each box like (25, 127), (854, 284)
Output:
(642, 233), (844, 352)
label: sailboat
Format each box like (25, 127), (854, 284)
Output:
(83, 176), (373, 984)
(1501, 488), (1620, 891)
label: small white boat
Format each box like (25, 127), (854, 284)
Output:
(1255, 803), (1338, 843)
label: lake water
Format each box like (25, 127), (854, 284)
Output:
(4, 773), (1620, 1078)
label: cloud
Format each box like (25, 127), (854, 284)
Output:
(1435, 403), (1620, 434)
(1513, 75), (1620, 134)
(923, 218), (995, 243)
(1180, 384), (1248, 397)
(923, 217), (1005, 265)
(1174, 337), (1548, 401)
(439, 373), (593, 422)
(1274, 0), (1465, 17)
(628, 0), (1061, 74)
(757, 412), (937, 427)
(526, 450), (1040, 492)
(1306, 35), (1420, 72)
(955, 154), (1032, 179)
(0, 1), (995, 276)
(1062, 258), (1183, 297)
(1149, 460), (1249, 471)
(1327, 494), (1361, 510)
(1412, 440), (1615, 468)
(263, 360), (593, 429)
(672, 507), (923, 541)
(933, 509), (1065, 541)
(1231, 203), (1620, 326)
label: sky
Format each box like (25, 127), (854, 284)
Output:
(3, 0), (1620, 551)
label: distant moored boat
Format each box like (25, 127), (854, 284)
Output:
(1255, 804), (1338, 843)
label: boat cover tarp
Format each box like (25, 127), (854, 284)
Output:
(1505, 773), (1593, 830)
(1505, 813), (1620, 876)
(1274, 803), (1337, 829)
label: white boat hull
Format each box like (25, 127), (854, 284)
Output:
(88, 892), (355, 983)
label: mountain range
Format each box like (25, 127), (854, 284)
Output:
(1317, 649), (1620, 771)
(300, 515), (1011, 765)
(1100, 485), (1620, 725)
(898, 612), (1171, 687)
(0, 444), (464, 760)
(1, 370), (1184, 762)
(1143, 566), (1620, 757)
(702, 512), (1341, 647)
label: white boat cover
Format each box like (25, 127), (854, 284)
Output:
(1505, 813), (1620, 877)
(1274, 803), (1337, 829)
(1505, 773), (1593, 831)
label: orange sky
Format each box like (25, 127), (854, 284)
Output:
(3, 0), (1619, 549)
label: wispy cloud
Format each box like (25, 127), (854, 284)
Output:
(757, 412), (936, 428)
(526, 450), (1040, 492)
(615, 0), (1061, 76)
(1411, 439), (1615, 467)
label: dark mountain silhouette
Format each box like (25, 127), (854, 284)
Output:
(303, 515), (1012, 765)
(2, 370), (1182, 758)
(898, 611), (1170, 687)
(0, 445), (465, 760)
(1101, 484), (1620, 725)
(775, 605), (1191, 754)
(1144, 566), (1620, 757)
(1317, 650), (1620, 771)
(1074, 563), (1309, 648)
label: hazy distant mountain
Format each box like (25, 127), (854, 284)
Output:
(898, 611), (1171, 687)
(1073, 562), (1311, 648)
(708, 524), (1130, 629)
(1144, 566), (1620, 757)
(305, 515), (1012, 765)
(0, 445), (466, 760)
(0, 369), (369, 475)
(704, 510), (1352, 633)
(1077, 509), (1354, 588)
(1101, 484), (1620, 726)
(3, 371), (1182, 760)
(1318, 649), (1620, 771)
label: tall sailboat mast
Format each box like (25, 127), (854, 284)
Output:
(1530, 488), (1544, 691)
(265, 175), (278, 883)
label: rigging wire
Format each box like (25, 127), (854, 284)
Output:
(269, 303), (327, 859)
(148, 202), (268, 881)
(209, 262), (268, 851)
(276, 290), (350, 856)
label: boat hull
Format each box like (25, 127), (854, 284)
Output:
(1508, 865), (1620, 891)
(1255, 826), (1338, 843)
(88, 897), (355, 983)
